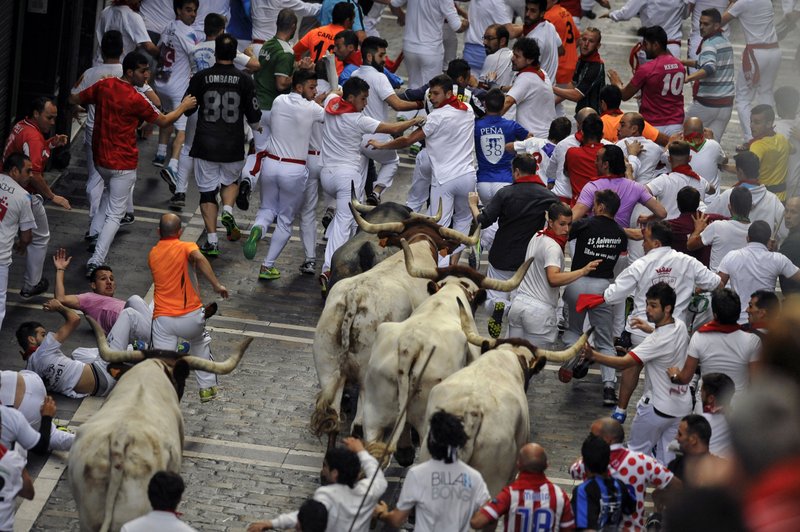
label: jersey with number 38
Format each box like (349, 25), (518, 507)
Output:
(186, 63), (261, 162)
(0, 444), (25, 531)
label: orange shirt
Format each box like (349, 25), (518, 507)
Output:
(294, 23), (346, 71)
(545, 5), (579, 85)
(149, 238), (203, 318)
(601, 111), (661, 144)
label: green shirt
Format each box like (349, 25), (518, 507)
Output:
(254, 37), (294, 110)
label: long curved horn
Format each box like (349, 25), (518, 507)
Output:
(401, 238), (439, 280)
(537, 329), (593, 362)
(438, 223), (480, 246)
(407, 198), (443, 223)
(86, 316), (146, 363)
(457, 298), (496, 349)
(182, 337), (253, 374)
(350, 181), (375, 213)
(349, 203), (406, 234)
(480, 257), (534, 292)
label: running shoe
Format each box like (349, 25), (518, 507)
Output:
(20, 279), (49, 299)
(199, 386), (219, 403)
(321, 207), (335, 230)
(200, 241), (220, 256)
(160, 166), (178, 194)
(487, 302), (505, 339)
(152, 154), (166, 167)
(85, 263), (101, 279)
(299, 260), (316, 275)
(259, 265), (280, 280)
(220, 211), (241, 241)
(319, 270), (331, 298)
(177, 341), (190, 354)
(236, 179), (252, 211)
(169, 193), (185, 208)
(243, 225), (262, 259)
(366, 191), (381, 206)
(120, 213), (135, 226)
(603, 387), (618, 407)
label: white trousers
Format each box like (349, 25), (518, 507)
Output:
(11, 370), (73, 451)
(507, 295), (558, 349)
(407, 148), (432, 212)
(484, 264), (517, 315)
(477, 182), (509, 253)
(0, 263), (7, 333)
(361, 134), (399, 190)
(151, 308), (217, 389)
(442, 23), (458, 71)
(106, 295), (153, 351)
(687, 102), (733, 142)
(25, 195), (49, 291)
(400, 51), (443, 120)
(89, 167), (137, 266)
(299, 154), (322, 261)
(430, 172), (476, 258)
(736, 47), (782, 140)
(321, 166), (364, 271)
(628, 399), (681, 465)
(256, 158), (309, 268)
(85, 134), (134, 231)
(364, 3), (385, 37)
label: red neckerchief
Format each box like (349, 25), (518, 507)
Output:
(519, 65), (546, 82)
(684, 132), (706, 152)
(575, 131), (584, 143)
(515, 174), (546, 186)
(749, 321), (769, 331)
(345, 50), (362, 67)
(20, 345), (37, 361)
(702, 403), (724, 414)
(436, 94), (468, 111)
(539, 228), (567, 249)
(697, 320), (740, 333)
(581, 50), (604, 63)
(696, 30), (723, 55)
(672, 164), (703, 181)
(522, 20), (541, 36)
(747, 128), (776, 149)
(325, 96), (359, 115)
(601, 109), (623, 117)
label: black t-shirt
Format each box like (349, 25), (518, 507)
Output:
(569, 215), (627, 278)
(186, 63), (261, 162)
(573, 60), (605, 114)
(780, 229), (800, 294)
(572, 476), (636, 531)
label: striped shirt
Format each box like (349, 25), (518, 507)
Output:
(479, 471), (575, 531)
(695, 33), (735, 105)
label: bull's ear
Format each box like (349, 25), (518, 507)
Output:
(531, 356), (547, 375)
(427, 281), (438, 295)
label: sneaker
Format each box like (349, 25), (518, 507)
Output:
(299, 260), (316, 275)
(259, 265), (280, 280)
(243, 225), (262, 260)
(366, 191), (381, 206)
(614, 331), (632, 355)
(220, 211), (241, 241)
(319, 270), (331, 298)
(177, 341), (190, 354)
(160, 166), (178, 194)
(20, 279), (49, 299)
(132, 340), (147, 350)
(85, 263), (101, 279)
(120, 213), (135, 226)
(582, 9), (596, 19)
(199, 386), (219, 403)
(200, 241), (220, 256)
(152, 154), (166, 167)
(409, 142), (422, 157)
(321, 207), (335, 231)
(487, 302), (505, 339)
(169, 192), (186, 208)
(603, 387), (618, 406)
(236, 179), (252, 211)
(84, 230), (95, 241)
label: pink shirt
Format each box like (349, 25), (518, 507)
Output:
(75, 293), (125, 333)
(631, 54), (685, 127)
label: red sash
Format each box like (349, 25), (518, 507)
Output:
(743, 42), (779, 85)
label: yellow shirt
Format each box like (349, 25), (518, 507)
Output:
(750, 133), (790, 200)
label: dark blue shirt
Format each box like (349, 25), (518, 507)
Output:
(474, 114), (528, 183)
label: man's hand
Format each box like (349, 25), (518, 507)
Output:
(48, 134), (69, 149)
(366, 139), (386, 150)
(582, 342), (596, 361)
(40, 396), (56, 417)
(582, 259), (602, 276)
(343, 436), (366, 453)
(629, 317), (654, 333)
(666, 366), (681, 382)
(214, 284), (229, 299)
(626, 139), (644, 157)
(246, 521), (273, 532)
(13, 240), (27, 256)
(374, 501), (389, 520)
(179, 94), (197, 112)
(53, 248), (72, 270)
(607, 69), (622, 87)
(43, 299), (65, 313)
(692, 212), (709, 233)
(51, 195), (71, 210)
(299, 57), (314, 70)
(468, 191), (480, 207)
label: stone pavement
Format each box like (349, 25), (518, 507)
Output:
(1, 3), (797, 530)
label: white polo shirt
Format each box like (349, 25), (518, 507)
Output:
(629, 319), (692, 417)
(320, 95), (380, 172)
(508, 70), (557, 138)
(465, 0), (512, 46)
(524, 21), (561, 85)
(647, 170), (711, 219)
(351, 65), (394, 123)
(687, 329), (760, 392)
(617, 136), (663, 184)
(481, 48), (515, 88)
(390, 0), (462, 54)
(718, 242), (800, 322)
(0, 174), (36, 267)
(266, 92), (325, 160)
(700, 219), (750, 272)
(727, 0), (778, 44)
(251, 0), (321, 42)
(422, 103), (476, 184)
(516, 232), (564, 308)
(688, 139), (725, 202)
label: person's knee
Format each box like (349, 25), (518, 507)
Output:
(199, 188), (219, 205)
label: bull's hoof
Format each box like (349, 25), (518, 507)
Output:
(395, 446), (416, 467)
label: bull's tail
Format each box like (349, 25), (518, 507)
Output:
(99, 427), (129, 532)
(458, 407), (483, 465)
(311, 370), (346, 438)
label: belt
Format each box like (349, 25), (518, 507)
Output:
(642, 397), (677, 418)
(249, 150), (306, 176)
(265, 151), (306, 165)
(695, 95), (735, 108)
(743, 42), (779, 85)
(252, 39), (266, 45)
(308, 150), (320, 156)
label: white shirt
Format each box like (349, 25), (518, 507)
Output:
(647, 170), (711, 219)
(190, 41), (252, 74)
(630, 319), (692, 417)
(320, 94), (380, 172)
(480, 48), (515, 89)
(775, 118), (800, 195)
(702, 411), (732, 458)
(390, 0), (462, 54)
(72, 64), (124, 136)
(700, 219), (750, 271)
(707, 186), (789, 243)
(310, 79), (334, 151)
(547, 134), (579, 198)
(352, 65), (395, 122)
(266, 92), (325, 160)
(396, 459), (490, 532)
(617, 136), (663, 184)
(525, 21), (561, 85)
(25, 333), (87, 399)
(0, 448), (26, 531)
(154, 20), (201, 91)
(121, 511), (198, 532)
(94, 5), (152, 66)
(685, 0), (732, 41)
(251, 0), (321, 42)
(139, 0), (175, 34)
(610, 0), (685, 41)
(687, 329), (760, 392)
(0, 405), (41, 451)
(514, 137), (555, 182)
(422, 104), (476, 184)
(718, 242), (800, 322)
(688, 139), (725, 202)
(727, 0), (778, 44)
(604, 246), (722, 332)
(0, 174), (36, 266)
(507, 71), (557, 138)
(466, 0), (512, 45)
(193, 0), (231, 34)
(517, 232), (564, 308)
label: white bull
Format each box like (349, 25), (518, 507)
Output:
(68, 318), (251, 532)
(362, 240), (532, 466)
(311, 201), (478, 448)
(419, 300), (591, 494)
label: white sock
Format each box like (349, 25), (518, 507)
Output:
(222, 205), (233, 215)
(168, 158), (179, 171)
(207, 232), (219, 244)
(156, 144), (167, 157)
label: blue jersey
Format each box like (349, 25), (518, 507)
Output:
(475, 115), (528, 183)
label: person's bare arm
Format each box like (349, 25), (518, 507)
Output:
(546, 260), (602, 287)
(686, 212), (709, 251)
(42, 299), (81, 344)
(717, 271), (729, 286)
(14, 229), (32, 256)
(18, 469), (35, 500)
(386, 93), (425, 112)
(369, 123), (425, 149)
(471, 509), (494, 529)
(374, 501), (412, 527)
(140, 40), (160, 58)
(608, 69), (639, 100)
(639, 197), (667, 223)
(506, 23), (524, 39)
(584, 344), (642, 370)
(501, 94), (517, 115)
(189, 250), (229, 298)
(553, 84), (583, 103)
(666, 355), (699, 385)
(571, 202), (590, 221)
(153, 95), (197, 128)
(53, 248), (81, 309)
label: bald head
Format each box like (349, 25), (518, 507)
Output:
(785, 197), (800, 230)
(590, 417), (624, 444)
(684, 116), (704, 135)
(517, 443), (548, 473)
(575, 107), (598, 127)
(159, 213), (182, 238)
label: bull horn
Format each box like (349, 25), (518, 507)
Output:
(401, 238), (439, 280)
(407, 198), (443, 223)
(86, 316), (146, 363)
(350, 181), (375, 213)
(537, 328), (593, 363)
(457, 298), (496, 349)
(182, 337), (253, 374)
(481, 257), (534, 292)
(349, 203), (406, 234)
(438, 223), (480, 246)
